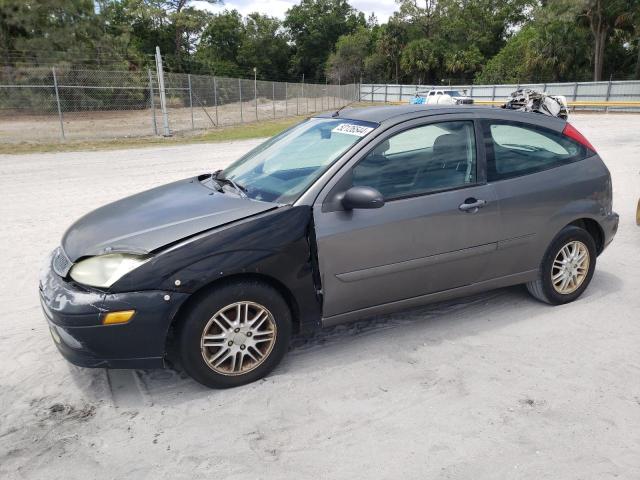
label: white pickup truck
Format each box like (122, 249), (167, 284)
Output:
(410, 89), (474, 105)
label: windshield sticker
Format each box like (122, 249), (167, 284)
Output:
(331, 124), (374, 137)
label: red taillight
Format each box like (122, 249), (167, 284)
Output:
(562, 123), (596, 153)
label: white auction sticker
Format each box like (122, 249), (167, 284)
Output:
(331, 123), (374, 137)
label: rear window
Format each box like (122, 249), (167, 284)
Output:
(485, 121), (588, 181)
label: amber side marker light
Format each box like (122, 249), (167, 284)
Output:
(102, 310), (135, 325)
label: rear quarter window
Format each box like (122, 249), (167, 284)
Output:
(485, 122), (588, 181)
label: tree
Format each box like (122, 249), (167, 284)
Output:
(0, 0), (127, 66)
(237, 13), (290, 80)
(160, 0), (218, 59)
(579, 0), (638, 80)
(197, 10), (245, 69)
(395, 0), (440, 36)
(325, 27), (372, 83)
(400, 38), (440, 84)
(477, 27), (537, 83)
(377, 18), (409, 83)
(284, 0), (366, 81)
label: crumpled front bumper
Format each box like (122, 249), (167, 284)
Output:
(40, 261), (189, 369)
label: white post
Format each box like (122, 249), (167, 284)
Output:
(239, 78), (243, 123)
(213, 76), (219, 126)
(155, 46), (170, 136)
(51, 67), (65, 140)
(148, 68), (158, 135)
(272, 81), (276, 118)
(254, 67), (258, 121)
(188, 73), (194, 130)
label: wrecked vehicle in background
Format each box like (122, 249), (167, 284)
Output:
(410, 89), (474, 105)
(502, 89), (569, 120)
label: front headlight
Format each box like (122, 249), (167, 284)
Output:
(69, 253), (149, 288)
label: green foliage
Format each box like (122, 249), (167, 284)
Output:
(237, 13), (291, 80)
(0, 0), (639, 83)
(401, 38), (441, 84)
(325, 27), (373, 83)
(284, 0), (366, 81)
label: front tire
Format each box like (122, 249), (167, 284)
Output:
(526, 226), (596, 305)
(177, 280), (292, 389)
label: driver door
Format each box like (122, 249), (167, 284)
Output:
(313, 116), (501, 320)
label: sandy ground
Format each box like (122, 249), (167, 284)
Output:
(0, 113), (639, 479)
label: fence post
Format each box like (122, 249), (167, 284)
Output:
(572, 82), (579, 101)
(301, 77), (306, 114)
(272, 82), (276, 118)
(147, 68), (158, 135)
(314, 85), (318, 112)
(285, 82), (288, 115)
(213, 76), (219, 127)
(399, 84), (402, 102)
(51, 67), (65, 141)
(491, 84), (496, 102)
(254, 76), (258, 121)
(188, 74), (194, 130)
(239, 78), (243, 123)
(155, 46), (170, 136)
(296, 84), (299, 115)
(325, 78), (328, 109)
(605, 76), (613, 113)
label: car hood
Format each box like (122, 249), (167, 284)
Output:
(61, 176), (278, 261)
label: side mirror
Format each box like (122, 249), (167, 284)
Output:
(342, 186), (385, 210)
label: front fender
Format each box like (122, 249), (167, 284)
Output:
(115, 205), (322, 331)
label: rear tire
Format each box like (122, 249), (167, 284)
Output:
(526, 226), (596, 305)
(177, 280), (292, 389)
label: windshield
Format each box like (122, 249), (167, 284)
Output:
(221, 118), (378, 203)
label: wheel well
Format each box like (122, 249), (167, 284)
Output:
(569, 218), (604, 255)
(164, 273), (301, 356)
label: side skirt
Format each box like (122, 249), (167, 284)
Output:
(321, 269), (538, 328)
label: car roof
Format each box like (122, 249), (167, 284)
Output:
(314, 104), (566, 130)
(315, 105), (480, 123)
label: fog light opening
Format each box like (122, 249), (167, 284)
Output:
(102, 310), (135, 325)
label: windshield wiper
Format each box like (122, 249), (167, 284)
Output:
(211, 170), (247, 198)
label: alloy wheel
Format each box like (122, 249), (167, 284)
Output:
(551, 240), (590, 295)
(200, 301), (277, 376)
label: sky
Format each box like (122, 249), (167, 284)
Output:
(192, 0), (399, 23)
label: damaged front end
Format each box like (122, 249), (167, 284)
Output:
(502, 88), (569, 120)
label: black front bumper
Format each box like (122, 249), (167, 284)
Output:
(40, 263), (190, 369)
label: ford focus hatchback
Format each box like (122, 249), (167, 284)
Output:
(40, 106), (618, 388)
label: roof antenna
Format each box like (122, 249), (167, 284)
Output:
(332, 98), (358, 117)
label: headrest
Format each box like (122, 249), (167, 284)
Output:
(433, 133), (465, 154)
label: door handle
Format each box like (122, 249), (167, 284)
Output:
(459, 198), (487, 212)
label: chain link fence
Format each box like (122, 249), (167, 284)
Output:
(360, 81), (640, 112)
(5, 67), (638, 145)
(0, 66), (358, 143)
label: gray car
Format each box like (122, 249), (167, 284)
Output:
(40, 105), (618, 388)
